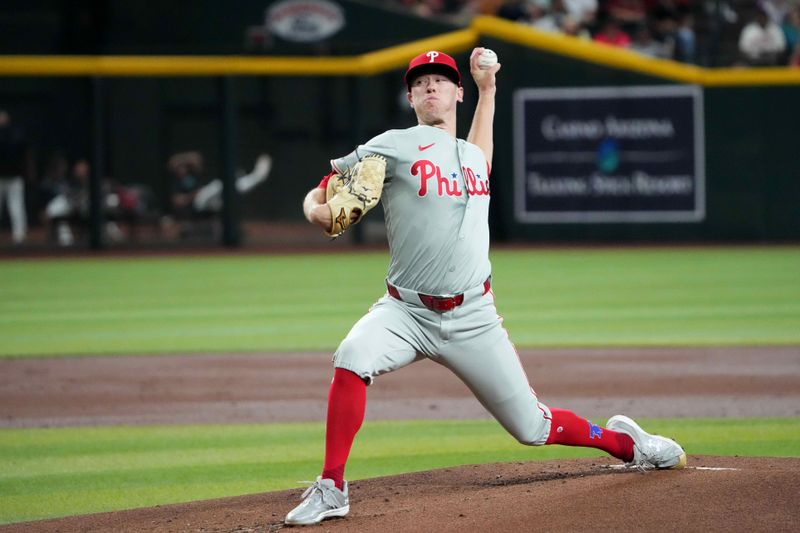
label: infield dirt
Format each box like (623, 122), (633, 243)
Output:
(1, 346), (799, 532)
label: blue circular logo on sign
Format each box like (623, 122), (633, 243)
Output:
(597, 138), (619, 174)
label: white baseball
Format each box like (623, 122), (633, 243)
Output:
(477, 49), (498, 70)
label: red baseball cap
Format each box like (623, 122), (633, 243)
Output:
(404, 51), (461, 89)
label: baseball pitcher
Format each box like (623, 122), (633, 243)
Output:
(286, 48), (686, 526)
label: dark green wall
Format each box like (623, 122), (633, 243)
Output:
(704, 86), (800, 240)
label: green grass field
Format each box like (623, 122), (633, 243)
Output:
(2, 418), (799, 525)
(1, 247), (798, 357)
(1, 247), (798, 524)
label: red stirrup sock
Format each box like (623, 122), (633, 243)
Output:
(545, 408), (634, 462)
(321, 368), (367, 490)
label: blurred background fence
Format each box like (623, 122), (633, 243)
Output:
(0, 0), (798, 251)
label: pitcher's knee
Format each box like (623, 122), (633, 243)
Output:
(507, 404), (552, 446)
(332, 336), (362, 368)
(512, 423), (550, 446)
(334, 336), (358, 362)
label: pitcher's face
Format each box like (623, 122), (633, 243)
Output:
(407, 74), (463, 127)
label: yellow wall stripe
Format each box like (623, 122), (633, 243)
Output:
(0, 55), (356, 76)
(0, 16), (797, 86)
(358, 28), (477, 75)
(0, 29), (477, 77)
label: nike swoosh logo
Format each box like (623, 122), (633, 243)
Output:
(418, 143), (435, 151)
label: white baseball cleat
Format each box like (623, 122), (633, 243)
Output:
(607, 415), (687, 470)
(284, 476), (349, 526)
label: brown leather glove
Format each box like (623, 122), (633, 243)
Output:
(325, 154), (386, 237)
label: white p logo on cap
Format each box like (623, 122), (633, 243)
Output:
(426, 51), (439, 63)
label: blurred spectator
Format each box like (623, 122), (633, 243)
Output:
(782, 6), (800, 58)
(103, 178), (157, 243)
(533, 0), (570, 31)
(395, 0), (478, 22)
(650, 0), (681, 21)
(674, 11), (697, 63)
(790, 42), (800, 65)
(739, 8), (787, 65)
(561, 15), (593, 38)
(594, 15), (631, 46)
(37, 150), (69, 214)
(564, 0), (597, 25)
(440, 0), (480, 24)
(397, 0), (437, 17)
(166, 151), (205, 221)
(703, 0), (739, 24)
(0, 110), (31, 244)
(162, 151), (272, 239)
(496, 0), (533, 22)
(651, 2), (679, 58)
(606, 0), (647, 27)
(630, 24), (671, 57)
(760, 0), (796, 24)
(43, 158), (89, 246)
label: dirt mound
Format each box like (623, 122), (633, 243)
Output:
(3, 347), (799, 428)
(4, 456), (798, 533)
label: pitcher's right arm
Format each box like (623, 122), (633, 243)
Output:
(303, 185), (332, 231)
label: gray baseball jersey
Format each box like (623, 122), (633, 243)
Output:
(329, 123), (552, 446)
(332, 124), (491, 296)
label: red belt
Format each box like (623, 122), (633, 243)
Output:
(387, 278), (491, 312)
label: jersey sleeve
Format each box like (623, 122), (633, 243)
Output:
(330, 130), (398, 179)
(318, 170), (335, 189)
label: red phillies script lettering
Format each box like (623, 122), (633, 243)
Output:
(412, 160), (490, 198)
(412, 159), (461, 197)
(463, 166), (490, 196)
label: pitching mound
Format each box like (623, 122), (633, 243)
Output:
(4, 456), (798, 532)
